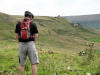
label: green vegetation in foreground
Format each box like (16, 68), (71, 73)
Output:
(0, 40), (100, 75)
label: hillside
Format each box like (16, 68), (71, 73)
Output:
(0, 12), (100, 75)
(0, 12), (100, 51)
(64, 14), (100, 29)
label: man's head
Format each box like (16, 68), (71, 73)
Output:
(24, 11), (34, 19)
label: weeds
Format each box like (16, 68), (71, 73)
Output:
(0, 41), (100, 75)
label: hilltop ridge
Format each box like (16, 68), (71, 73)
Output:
(64, 14), (100, 29)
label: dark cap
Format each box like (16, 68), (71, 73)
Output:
(24, 11), (34, 19)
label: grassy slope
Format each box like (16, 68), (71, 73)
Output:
(0, 40), (100, 75)
(0, 13), (100, 75)
(0, 13), (99, 51)
(0, 12), (100, 51)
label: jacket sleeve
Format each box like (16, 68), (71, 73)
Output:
(15, 22), (21, 34)
(31, 22), (38, 34)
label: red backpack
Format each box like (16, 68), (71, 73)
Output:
(20, 20), (31, 40)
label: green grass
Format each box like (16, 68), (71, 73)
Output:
(95, 50), (100, 54)
(0, 40), (100, 75)
(89, 38), (100, 42)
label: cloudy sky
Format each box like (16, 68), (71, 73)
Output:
(0, 0), (100, 16)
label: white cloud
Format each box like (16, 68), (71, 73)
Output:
(0, 0), (100, 16)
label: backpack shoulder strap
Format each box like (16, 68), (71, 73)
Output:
(27, 20), (31, 25)
(20, 20), (24, 25)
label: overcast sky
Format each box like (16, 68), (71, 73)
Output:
(0, 0), (100, 16)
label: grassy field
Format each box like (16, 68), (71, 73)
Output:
(0, 40), (100, 75)
(0, 12), (100, 75)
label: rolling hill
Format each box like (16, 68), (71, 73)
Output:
(0, 12), (100, 75)
(64, 14), (100, 29)
(0, 12), (100, 51)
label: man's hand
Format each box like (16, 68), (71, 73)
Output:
(34, 34), (38, 43)
(16, 34), (20, 39)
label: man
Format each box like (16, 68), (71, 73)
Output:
(15, 11), (39, 75)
